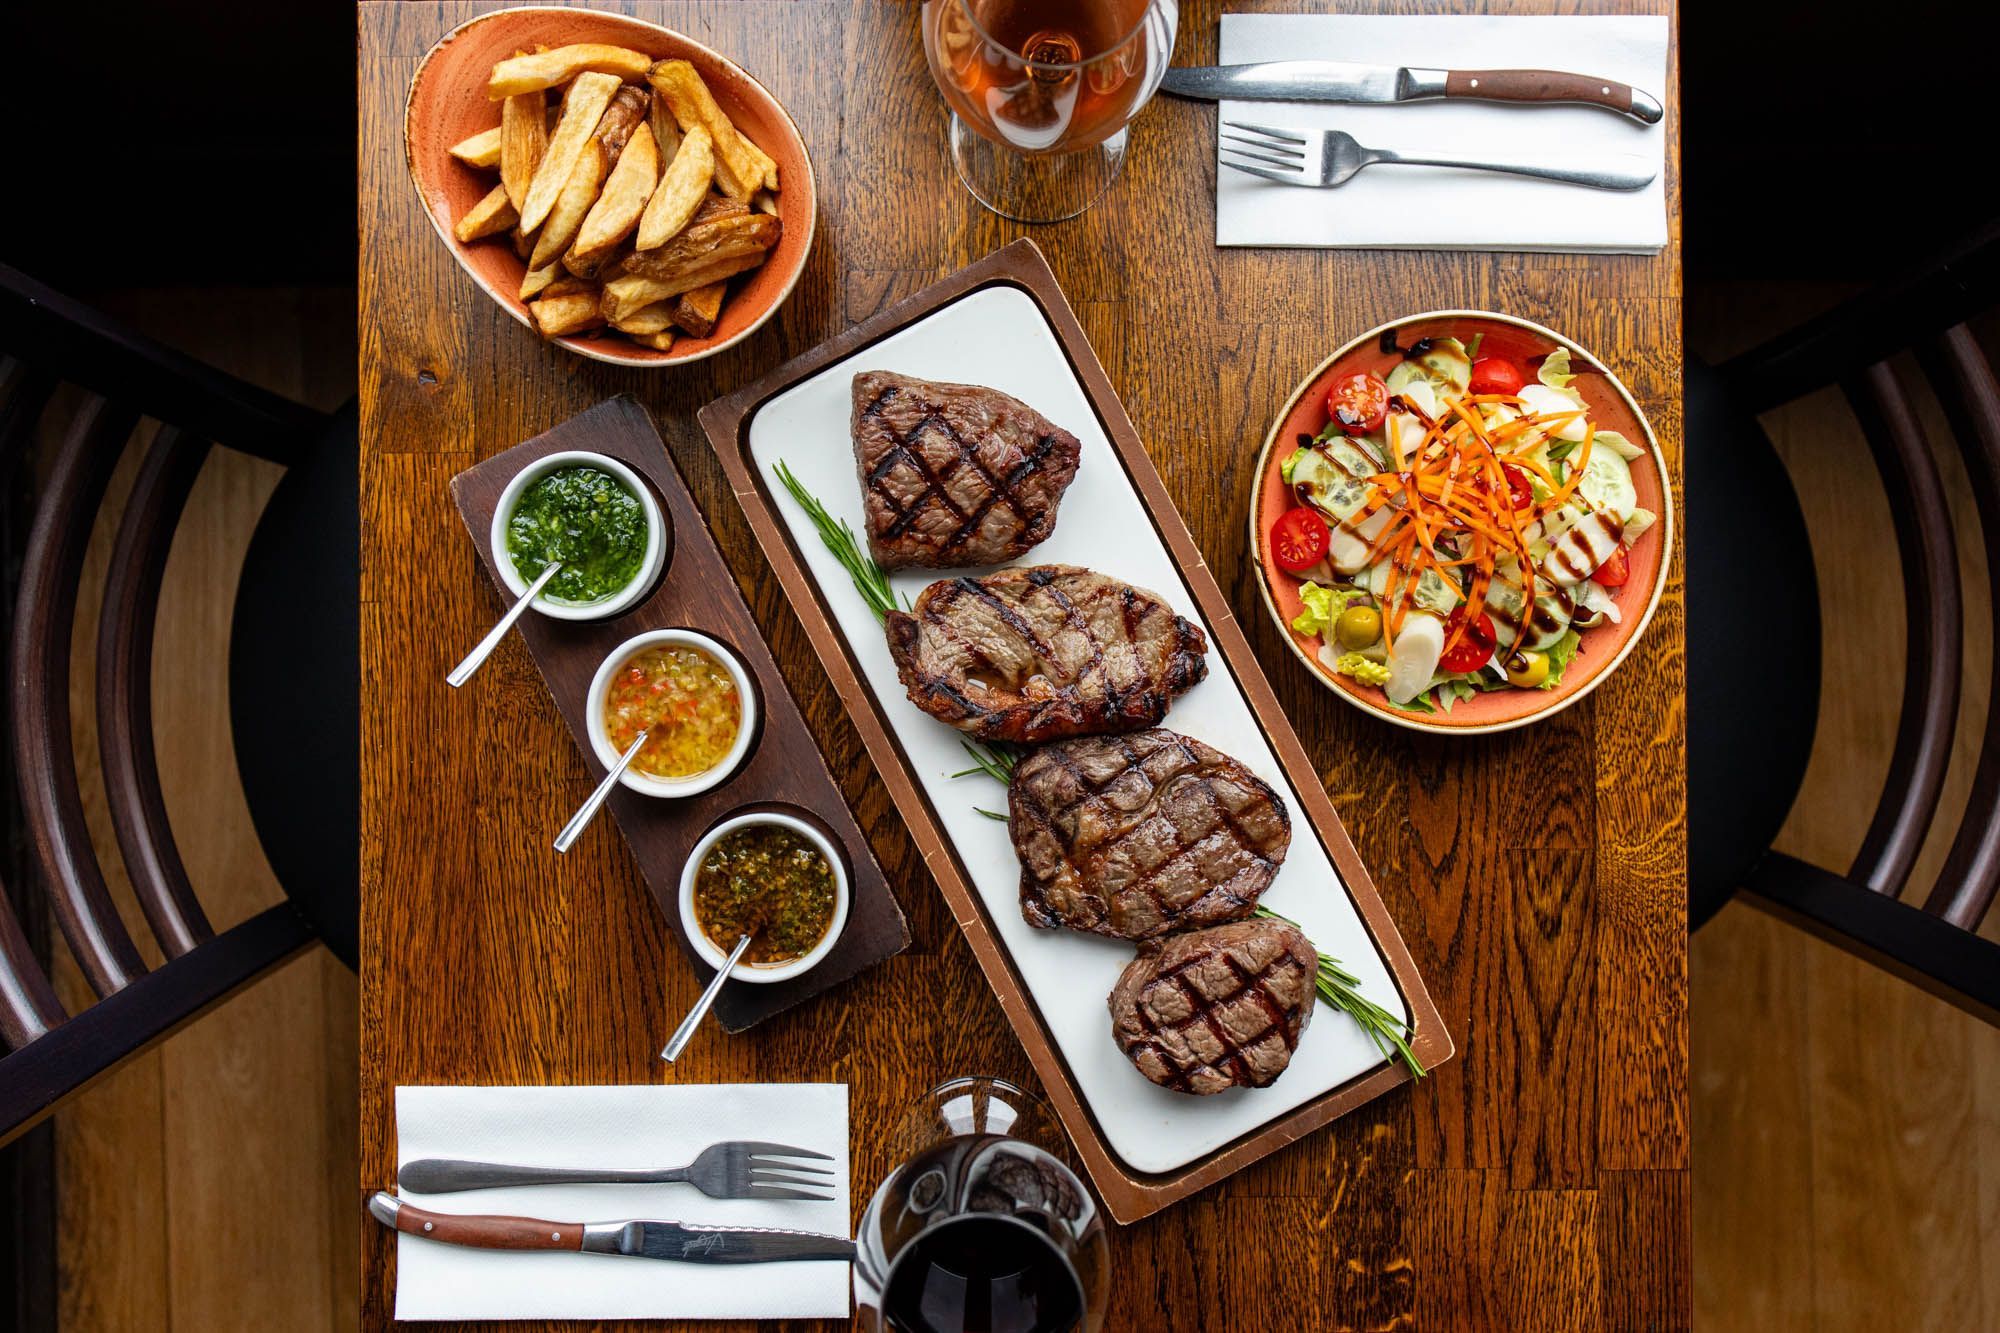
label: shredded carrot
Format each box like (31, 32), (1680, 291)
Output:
(1330, 388), (1605, 659)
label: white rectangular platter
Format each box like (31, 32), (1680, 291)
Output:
(744, 283), (1407, 1175)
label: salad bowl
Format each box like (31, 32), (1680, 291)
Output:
(1250, 310), (1674, 735)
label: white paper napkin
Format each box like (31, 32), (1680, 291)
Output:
(1215, 14), (1669, 252)
(391, 1084), (851, 1322)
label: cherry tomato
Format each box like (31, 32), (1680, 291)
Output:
(1469, 356), (1527, 396)
(1591, 544), (1631, 588)
(1269, 506), (1330, 572)
(1438, 606), (1499, 673)
(1326, 371), (1389, 435)
(1501, 463), (1533, 510)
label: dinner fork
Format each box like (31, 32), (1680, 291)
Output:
(1221, 122), (1656, 192)
(398, 1140), (838, 1201)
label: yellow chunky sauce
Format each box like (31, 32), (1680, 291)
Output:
(604, 644), (741, 779)
(694, 825), (837, 966)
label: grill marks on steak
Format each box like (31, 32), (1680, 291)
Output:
(851, 371), (1082, 570)
(884, 565), (1208, 744)
(1011, 730), (1291, 940)
(1109, 920), (1317, 1095)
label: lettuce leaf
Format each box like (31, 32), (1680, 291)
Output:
(1281, 446), (1311, 485)
(1540, 628), (1583, 690)
(1432, 677), (1479, 713)
(1291, 581), (1362, 637)
(1539, 347), (1576, 389)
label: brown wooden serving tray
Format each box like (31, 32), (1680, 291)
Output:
(698, 240), (1451, 1223)
(449, 397), (909, 1032)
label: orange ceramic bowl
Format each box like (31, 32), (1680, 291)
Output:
(404, 6), (815, 367)
(1249, 311), (1674, 735)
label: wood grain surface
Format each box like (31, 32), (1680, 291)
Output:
(359, 2), (1685, 1328)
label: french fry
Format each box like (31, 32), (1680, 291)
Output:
(529, 290), (605, 337)
(648, 93), (682, 166)
(488, 44), (651, 98)
(528, 141), (607, 270)
(596, 86), (651, 158)
(448, 126), (502, 168)
(542, 275), (595, 299)
(692, 194), (750, 225)
(608, 300), (678, 335)
(636, 125), (713, 249)
(454, 182), (517, 242)
(520, 263), (561, 301)
(569, 123), (659, 266)
(500, 86), (546, 211)
(742, 137), (779, 194)
(601, 249), (768, 322)
(518, 71), (620, 232)
(627, 329), (677, 352)
(526, 87), (645, 270)
(752, 189), (779, 216)
(616, 212), (779, 281)
(670, 281), (727, 337)
(510, 226), (534, 261)
(646, 60), (767, 201)
(563, 241), (628, 281)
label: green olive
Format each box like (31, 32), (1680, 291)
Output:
(1506, 651), (1550, 688)
(1335, 604), (1382, 651)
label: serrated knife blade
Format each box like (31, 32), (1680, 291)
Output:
(1159, 61), (1663, 125)
(369, 1192), (855, 1265)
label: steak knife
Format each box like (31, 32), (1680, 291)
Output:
(367, 1192), (855, 1264)
(1160, 61), (1663, 125)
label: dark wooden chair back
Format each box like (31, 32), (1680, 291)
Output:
(0, 263), (332, 1145)
(1710, 222), (2000, 1023)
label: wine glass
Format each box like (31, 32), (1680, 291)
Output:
(920, 0), (1179, 224)
(855, 1077), (1110, 1333)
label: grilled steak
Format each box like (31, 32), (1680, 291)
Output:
(851, 371), (1082, 570)
(884, 565), (1208, 743)
(1109, 919), (1317, 1095)
(1010, 730), (1290, 940)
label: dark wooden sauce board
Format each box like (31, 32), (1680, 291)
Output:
(449, 397), (909, 1031)
(699, 240), (1451, 1222)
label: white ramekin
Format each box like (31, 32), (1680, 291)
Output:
(677, 810), (850, 984)
(585, 629), (758, 798)
(491, 450), (667, 621)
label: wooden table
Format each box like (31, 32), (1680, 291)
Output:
(358, 3), (1686, 1328)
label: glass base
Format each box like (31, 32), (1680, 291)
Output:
(948, 115), (1127, 224)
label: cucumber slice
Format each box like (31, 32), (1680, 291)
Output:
(1324, 438), (1384, 482)
(1415, 338), (1472, 393)
(1575, 447), (1636, 519)
(1384, 361), (1426, 395)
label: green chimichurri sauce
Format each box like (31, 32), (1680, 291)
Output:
(506, 465), (647, 604)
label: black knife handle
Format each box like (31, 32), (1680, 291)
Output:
(400, 1158), (687, 1193)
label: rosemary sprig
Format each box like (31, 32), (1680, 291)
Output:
(1256, 906), (1425, 1078)
(774, 461), (901, 622)
(950, 739), (1019, 785)
(975, 807), (1008, 822)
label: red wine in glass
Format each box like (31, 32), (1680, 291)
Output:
(882, 1208), (1086, 1333)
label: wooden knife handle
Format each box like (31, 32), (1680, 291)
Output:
(1443, 68), (1662, 123)
(392, 1199), (584, 1252)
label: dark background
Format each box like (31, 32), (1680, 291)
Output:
(3, 2), (1992, 290)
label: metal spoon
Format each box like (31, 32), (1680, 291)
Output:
(552, 730), (648, 854)
(447, 562), (561, 688)
(662, 933), (751, 1062)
